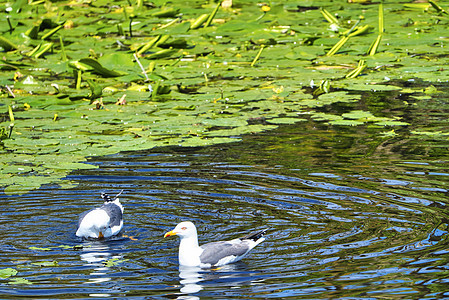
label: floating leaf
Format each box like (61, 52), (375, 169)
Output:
(98, 53), (135, 71)
(78, 58), (125, 77)
(31, 261), (59, 267)
(45, 162), (97, 170)
(29, 246), (52, 251)
(266, 118), (306, 124)
(341, 110), (386, 122)
(204, 125), (278, 137)
(9, 278), (32, 285)
(57, 245), (74, 250)
(329, 119), (365, 126)
(0, 268), (18, 279)
(0, 0), (447, 195)
(311, 112), (343, 122)
(103, 258), (129, 267)
(374, 120), (409, 126)
(202, 118), (248, 127)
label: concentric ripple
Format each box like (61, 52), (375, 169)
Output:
(0, 145), (448, 298)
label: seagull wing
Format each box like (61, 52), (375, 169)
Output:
(199, 239), (252, 266)
(199, 228), (268, 266)
(100, 203), (123, 228)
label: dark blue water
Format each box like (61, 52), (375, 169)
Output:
(1, 120), (449, 298)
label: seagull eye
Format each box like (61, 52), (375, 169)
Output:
(181, 227), (187, 230)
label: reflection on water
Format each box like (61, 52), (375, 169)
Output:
(178, 266), (203, 295)
(176, 263), (269, 299)
(79, 241), (114, 289)
(1, 111), (449, 298)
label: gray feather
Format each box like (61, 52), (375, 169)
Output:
(199, 228), (268, 265)
(199, 240), (250, 265)
(100, 203), (123, 227)
(78, 203), (122, 228)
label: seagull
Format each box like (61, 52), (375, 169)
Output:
(76, 191), (124, 239)
(164, 221), (267, 268)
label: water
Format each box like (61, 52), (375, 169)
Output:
(2, 107), (449, 298)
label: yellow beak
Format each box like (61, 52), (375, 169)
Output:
(164, 230), (177, 238)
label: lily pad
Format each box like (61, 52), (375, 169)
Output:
(266, 117), (307, 124)
(0, 268), (18, 279)
(330, 119), (365, 126)
(31, 261), (59, 267)
(0, 0), (448, 194)
(78, 58), (126, 77)
(8, 278), (32, 285)
(103, 258), (129, 267)
(29, 247), (53, 251)
(374, 120), (410, 126)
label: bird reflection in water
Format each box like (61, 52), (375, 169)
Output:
(79, 240), (122, 297)
(176, 263), (254, 299)
(178, 265), (204, 295)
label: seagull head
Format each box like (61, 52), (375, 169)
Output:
(164, 221), (197, 239)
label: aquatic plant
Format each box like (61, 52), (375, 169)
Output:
(0, 0), (448, 193)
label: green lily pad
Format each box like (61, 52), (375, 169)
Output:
(8, 278), (32, 285)
(0, 268), (18, 279)
(45, 162), (97, 170)
(78, 58), (126, 77)
(31, 261), (59, 267)
(0, 0), (448, 194)
(29, 247), (53, 251)
(374, 120), (410, 126)
(266, 117), (307, 124)
(202, 118), (248, 127)
(103, 258), (129, 267)
(341, 110), (389, 123)
(329, 119), (365, 126)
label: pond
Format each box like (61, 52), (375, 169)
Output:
(2, 86), (449, 298)
(2, 0), (449, 298)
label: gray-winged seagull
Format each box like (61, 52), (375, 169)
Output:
(76, 191), (124, 239)
(164, 221), (267, 267)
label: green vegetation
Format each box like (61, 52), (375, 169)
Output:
(1, 0), (448, 193)
(0, 267), (31, 285)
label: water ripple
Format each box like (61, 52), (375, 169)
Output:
(0, 149), (447, 298)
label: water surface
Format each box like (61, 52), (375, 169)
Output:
(2, 103), (449, 298)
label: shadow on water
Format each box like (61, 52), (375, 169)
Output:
(2, 100), (449, 298)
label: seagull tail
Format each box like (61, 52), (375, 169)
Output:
(101, 190), (124, 202)
(241, 228), (269, 242)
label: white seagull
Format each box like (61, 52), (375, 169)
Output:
(164, 221), (267, 268)
(76, 191), (124, 239)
